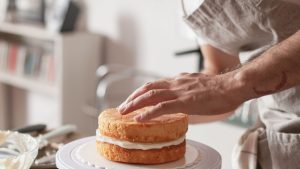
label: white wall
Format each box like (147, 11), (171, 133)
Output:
(84, 1), (246, 168)
(9, 88), (60, 129)
(27, 92), (60, 128)
(85, 0), (198, 77)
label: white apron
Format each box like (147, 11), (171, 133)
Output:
(181, 0), (300, 168)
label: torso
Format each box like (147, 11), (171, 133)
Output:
(182, 0), (300, 128)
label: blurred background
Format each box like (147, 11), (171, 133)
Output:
(0, 0), (257, 168)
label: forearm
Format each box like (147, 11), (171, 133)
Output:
(228, 30), (300, 102)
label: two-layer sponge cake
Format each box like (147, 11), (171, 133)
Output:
(96, 108), (188, 164)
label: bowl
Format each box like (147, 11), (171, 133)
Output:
(0, 130), (39, 169)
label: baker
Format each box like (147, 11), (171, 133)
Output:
(118, 0), (300, 168)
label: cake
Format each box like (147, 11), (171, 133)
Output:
(96, 108), (188, 164)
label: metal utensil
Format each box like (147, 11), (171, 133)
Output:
(31, 143), (62, 168)
(37, 124), (76, 149)
(34, 153), (56, 165)
(13, 124), (47, 134)
(30, 142), (63, 168)
(30, 125), (77, 168)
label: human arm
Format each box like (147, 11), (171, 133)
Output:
(191, 44), (241, 123)
(118, 30), (300, 122)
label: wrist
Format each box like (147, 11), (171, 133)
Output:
(219, 70), (254, 105)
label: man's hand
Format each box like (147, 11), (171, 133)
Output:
(118, 44), (243, 122)
(118, 72), (247, 122)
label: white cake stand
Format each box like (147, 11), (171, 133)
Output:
(56, 136), (221, 169)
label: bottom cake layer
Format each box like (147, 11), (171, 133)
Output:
(96, 140), (186, 164)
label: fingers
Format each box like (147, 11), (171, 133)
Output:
(134, 100), (184, 122)
(119, 89), (177, 115)
(118, 80), (170, 111)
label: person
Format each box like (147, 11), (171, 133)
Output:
(118, 0), (300, 168)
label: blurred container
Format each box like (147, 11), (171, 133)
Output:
(0, 130), (39, 169)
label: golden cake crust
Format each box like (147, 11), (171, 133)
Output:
(98, 108), (188, 143)
(96, 141), (186, 164)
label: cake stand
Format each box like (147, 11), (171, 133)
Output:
(56, 136), (221, 169)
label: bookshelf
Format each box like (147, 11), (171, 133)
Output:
(0, 22), (102, 134)
(0, 72), (57, 95)
(0, 22), (58, 41)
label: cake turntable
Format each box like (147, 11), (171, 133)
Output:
(56, 136), (221, 169)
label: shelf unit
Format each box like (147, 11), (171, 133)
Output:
(0, 22), (102, 134)
(0, 72), (58, 95)
(0, 22), (59, 41)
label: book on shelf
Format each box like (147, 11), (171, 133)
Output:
(0, 40), (56, 84)
(40, 53), (55, 83)
(16, 46), (27, 76)
(8, 43), (18, 73)
(24, 49), (34, 76)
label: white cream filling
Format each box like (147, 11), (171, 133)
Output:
(96, 130), (185, 150)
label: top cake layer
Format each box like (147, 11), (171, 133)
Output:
(98, 108), (188, 143)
